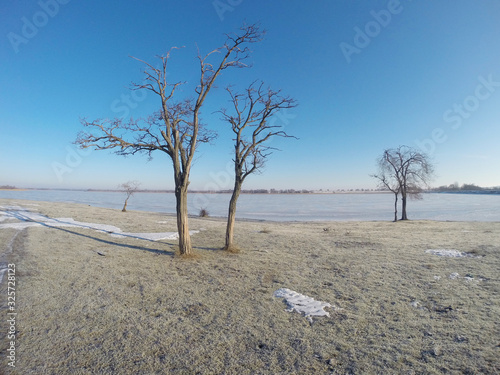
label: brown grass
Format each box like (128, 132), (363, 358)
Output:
(1, 199), (499, 374)
(224, 244), (241, 253)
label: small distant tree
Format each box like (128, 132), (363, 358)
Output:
(219, 81), (297, 251)
(119, 181), (141, 212)
(372, 145), (434, 220)
(75, 24), (263, 255)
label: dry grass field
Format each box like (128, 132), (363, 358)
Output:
(1, 198), (499, 374)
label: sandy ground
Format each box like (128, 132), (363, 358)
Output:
(0, 198), (499, 374)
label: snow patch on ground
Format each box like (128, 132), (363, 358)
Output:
(274, 288), (335, 322)
(425, 249), (481, 258)
(0, 206), (197, 241)
(432, 273), (483, 283)
(410, 300), (421, 308)
(448, 273), (482, 282)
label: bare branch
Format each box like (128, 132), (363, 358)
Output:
(220, 81), (297, 183)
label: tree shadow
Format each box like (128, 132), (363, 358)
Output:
(51, 226), (176, 256)
(1, 209), (175, 256)
(193, 245), (225, 252)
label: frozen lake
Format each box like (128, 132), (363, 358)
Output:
(1, 189), (499, 222)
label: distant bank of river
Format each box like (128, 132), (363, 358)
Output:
(0, 190), (499, 222)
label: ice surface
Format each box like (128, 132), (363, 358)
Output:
(2, 190), (500, 221)
(274, 288), (334, 321)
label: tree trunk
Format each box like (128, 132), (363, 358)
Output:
(175, 185), (192, 255)
(393, 192), (398, 222)
(122, 197), (129, 212)
(225, 181), (242, 251)
(401, 194), (408, 220)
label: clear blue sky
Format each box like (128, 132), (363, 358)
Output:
(1, 0), (499, 191)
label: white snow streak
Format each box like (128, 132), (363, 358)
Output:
(425, 249), (481, 258)
(0, 206), (196, 241)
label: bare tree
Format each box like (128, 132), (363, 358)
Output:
(75, 24), (264, 255)
(372, 146), (434, 221)
(119, 180), (141, 212)
(219, 81), (297, 251)
(372, 159), (401, 222)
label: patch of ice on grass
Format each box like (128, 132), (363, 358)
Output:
(0, 207), (197, 241)
(448, 273), (481, 283)
(0, 205), (39, 211)
(410, 300), (421, 308)
(0, 267), (7, 284)
(425, 249), (480, 258)
(274, 288), (333, 321)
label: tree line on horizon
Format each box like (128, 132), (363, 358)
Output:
(432, 183), (498, 192)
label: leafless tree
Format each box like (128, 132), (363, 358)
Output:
(75, 24), (264, 255)
(218, 81), (297, 251)
(371, 161), (401, 222)
(119, 180), (141, 212)
(372, 145), (434, 220)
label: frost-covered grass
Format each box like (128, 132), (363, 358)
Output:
(1, 199), (499, 374)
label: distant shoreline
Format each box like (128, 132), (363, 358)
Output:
(2, 187), (500, 195)
(0, 187), (387, 194)
(434, 190), (500, 195)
